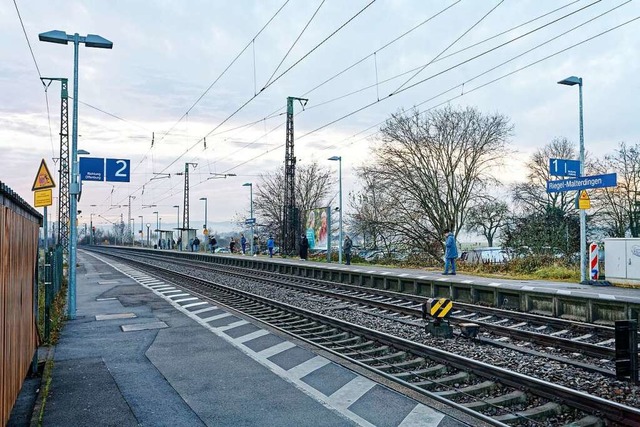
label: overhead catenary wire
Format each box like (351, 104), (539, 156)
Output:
(156, 0), (291, 145)
(111, 0), (378, 209)
(167, 0), (581, 161)
(220, 13), (639, 175)
(13, 0), (57, 159)
(392, 0), (505, 94)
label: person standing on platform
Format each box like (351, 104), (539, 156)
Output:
(443, 229), (458, 275)
(343, 235), (353, 265)
(253, 235), (259, 256)
(177, 236), (182, 251)
(300, 235), (309, 260)
(193, 236), (200, 252)
(267, 235), (275, 258)
(240, 233), (247, 254)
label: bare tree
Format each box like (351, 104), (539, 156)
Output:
(348, 169), (403, 253)
(254, 161), (336, 238)
(592, 142), (640, 237)
(364, 106), (512, 261)
(465, 197), (510, 247)
(512, 137), (579, 216)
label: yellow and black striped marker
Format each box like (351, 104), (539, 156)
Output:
(422, 298), (453, 320)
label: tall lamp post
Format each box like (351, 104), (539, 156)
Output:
(328, 156), (343, 264)
(199, 197), (208, 232)
(39, 29), (113, 319)
(243, 183), (254, 255)
(558, 76), (586, 283)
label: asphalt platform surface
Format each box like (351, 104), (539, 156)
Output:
(18, 250), (473, 427)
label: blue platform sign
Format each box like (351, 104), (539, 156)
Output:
(245, 218), (256, 225)
(549, 158), (581, 177)
(79, 157), (104, 181)
(547, 173), (617, 193)
(105, 158), (131, 182)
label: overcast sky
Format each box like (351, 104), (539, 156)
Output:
(2, 0), (639, 233)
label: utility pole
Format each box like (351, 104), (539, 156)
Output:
(283, 96), (308, 256)
(178, 163), (198, 230)
(41, 77), (69, 255)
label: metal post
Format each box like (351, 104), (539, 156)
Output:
(578, 80), (587, 283)
(338, 157), (343, 264)
(89, 214), (93, 245)
(43, 206), (48, 250)
(250, 185), (254, 256)
(68, 34), (80, 319)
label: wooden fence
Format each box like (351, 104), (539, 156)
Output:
(0, 182), (41, 425)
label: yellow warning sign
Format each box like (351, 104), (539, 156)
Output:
(579, 190), (591, 210)
(31, 159), (56, 191)
(34, 189), (53, 207)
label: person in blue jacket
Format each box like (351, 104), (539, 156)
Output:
(443, 228), (458, 275)
(267, 235), (275, 258)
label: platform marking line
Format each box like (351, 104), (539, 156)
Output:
(521, 286), (535, 291)
(218, 320), (250, 331)
(82, 251), (426, 427)
(417, 275), (430, 279)
(174, 297), (199, 303)
(167, 293), (190, 299)
(397, 403), (445, 426)
(381, 272), (392, 276)
(461, 280), (473, 284)
(201, 313), (232, 323)
(399, 273), (409, 277)
(182, 301), (208, 309)
(256, 341), (297, 358)
(287, 356), (331, 379)
(436, 278), (448, 282)
(598, 294), (616, 300)
(233, 329), (270, 344)
(190, 306), (218, 315)
(96, 297), (117, 301)
(487, 282), (502, 287)
(556, 289), (572, 295)
(366, 270), (377, 274)
(329, 376), (377, 410)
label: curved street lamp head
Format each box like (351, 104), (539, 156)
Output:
(173, 205), (179, 208)
(199, 197), (207, 201)
(77, 149), (90, 155)
(328, 156), (341, 161)
(242, 182), (252, 187)
(558, 76), (582, 86)
(152, 211), (158, 214)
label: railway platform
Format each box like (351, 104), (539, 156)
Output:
(19, 249), (478, 427)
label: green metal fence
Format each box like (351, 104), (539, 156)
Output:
(44, 244), (64, 341)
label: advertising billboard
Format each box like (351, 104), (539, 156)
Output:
(305, 207), (330, 251)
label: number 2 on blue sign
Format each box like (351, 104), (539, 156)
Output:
(106, 158), (130, 182)
(115, 160), (127, 177)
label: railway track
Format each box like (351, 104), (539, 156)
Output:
(91, 248), (640, 427)
(96, 247), (617, 362)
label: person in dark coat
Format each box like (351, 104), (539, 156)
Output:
(443, 228), (458, 275)
(343, 235), (353, 265)
(300, 235), (309, 260)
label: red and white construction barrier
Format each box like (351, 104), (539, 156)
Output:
(589, 243), (599, 280)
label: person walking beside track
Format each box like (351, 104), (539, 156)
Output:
(267, 235), (275, 258)
(443, 228), (458, 275)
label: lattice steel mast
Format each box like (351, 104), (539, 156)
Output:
(282, 96), (308, 255)
(180, 162), (198, 230)
(42, 77), (70, 255)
